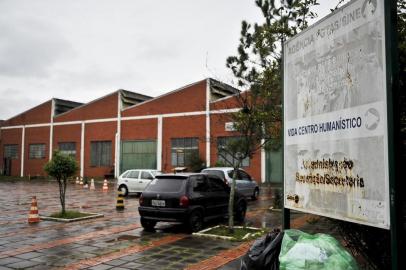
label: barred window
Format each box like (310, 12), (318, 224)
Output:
(29, 144), (46, 159)
(217, 137), (250, 167)
(90, 141), (112, 167)
(171, 138), (199, 167)
(58, 142), (76, 158)
(4, 144), (18, 159)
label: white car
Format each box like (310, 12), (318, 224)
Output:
(117, 169), (160, 196)
(201, 167), (260, 200)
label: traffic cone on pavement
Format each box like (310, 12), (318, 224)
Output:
(28, 196), (40, 223)
(116, 190), (125, 210)
(79, 177), (83, 185)
(90, 179), (95, 190)
(102, 179), (108, 192)
(75, 177), (79, 184)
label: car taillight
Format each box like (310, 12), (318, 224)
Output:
(179, 195), (189, 207)
(139, 194), (144, 205)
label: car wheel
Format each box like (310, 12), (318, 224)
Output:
(118, 185), (129, 197)
(235, 201), (246, 223)
(141, 217), (156, 231)
(187, 210), (203, 233)
(251, 188), (259, 200)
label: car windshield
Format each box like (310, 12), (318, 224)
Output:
(202, 170), (225, 179)
(145, 178), (186, 193)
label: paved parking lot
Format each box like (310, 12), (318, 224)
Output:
(0, 179), (286, 270)
(0, 178), (363, 269)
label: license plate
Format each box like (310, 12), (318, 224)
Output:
(151, 200), (165, 207)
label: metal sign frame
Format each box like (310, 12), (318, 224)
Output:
(282, 0), (401, 268)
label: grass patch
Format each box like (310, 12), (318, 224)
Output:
(50, 210), (93, 219)
(203, 225), (266, 241)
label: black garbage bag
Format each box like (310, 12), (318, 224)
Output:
(240, 230), (284, 270)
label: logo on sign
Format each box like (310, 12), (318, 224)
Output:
(364, 108), (380, 130)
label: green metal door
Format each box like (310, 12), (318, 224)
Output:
(265, 147), (282, 183)
(120, 140), (157, 174)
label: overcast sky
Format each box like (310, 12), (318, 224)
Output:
(0, 0), (342, 120)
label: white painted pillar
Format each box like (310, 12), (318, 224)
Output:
(80, 122), (85, 178)
(20, 126), (25, 177)
(261, 139), (266, 183)
(49, 99), (55, 160)
(115, 91), (122, 178)
(205, 79), (211, 167)
(157, 116), (163, 171)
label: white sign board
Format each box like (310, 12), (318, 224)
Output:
(225, 122), (236, 132)
(283, 0), (389, 229)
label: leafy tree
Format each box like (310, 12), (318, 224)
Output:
(223, 0), (319, 231)
(188, 152), (206, 172)
(44, 151), (78, 214)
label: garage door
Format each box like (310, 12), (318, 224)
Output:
(120, 140), (157, 174)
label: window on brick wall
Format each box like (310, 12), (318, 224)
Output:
(4, 144), (18, 159)
(217, 136), (250, 167)
(90, 141), (112, 167)
(29, 144), (46, 159)
(171, 138), (199, 167)
(58, 142), (76, 158)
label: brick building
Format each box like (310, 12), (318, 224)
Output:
(0, 78), (282, 184)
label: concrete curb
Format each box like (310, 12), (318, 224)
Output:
(193, 225), (263, 241)
(40, 212), (104, 222)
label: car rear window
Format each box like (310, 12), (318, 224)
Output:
(145, 178), (186, 193)
(202, 170), (225, 179)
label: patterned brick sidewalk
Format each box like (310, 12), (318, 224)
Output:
(0, 179), (333, 270)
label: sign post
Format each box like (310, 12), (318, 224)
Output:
(384, 0), (401, 269)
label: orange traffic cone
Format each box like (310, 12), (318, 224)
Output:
(28, 196), (40, 223)
(90, 179), (95, 190)
(102, 179), (108, 192)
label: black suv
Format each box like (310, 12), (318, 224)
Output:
(138, 173), (247, 232)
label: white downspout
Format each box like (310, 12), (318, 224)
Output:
(115, 91), (122, 178)
(49, 99), (55, 160)
(20, 126), (25, 177)
(157, 116), (163, 171)
(205, 79), (211, 167)
(80, 122), (85, 178)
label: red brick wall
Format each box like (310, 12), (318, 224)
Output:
(210, 113), (262, 183)
(55, 92), (118, 122)
(3, 100), (52, 126)
(84, 121), (117, 177)
(53, 124), (82, 176)
(24, 126), (50, 176)
(121, 119), (157, 140)
(122, 80), (207, 117)
(162, 115), (206, 172)
(0, 128), (22, 176)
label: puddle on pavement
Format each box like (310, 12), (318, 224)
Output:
(105, 235), (139, 242)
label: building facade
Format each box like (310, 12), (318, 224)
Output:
(0, 78), (275, 183)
